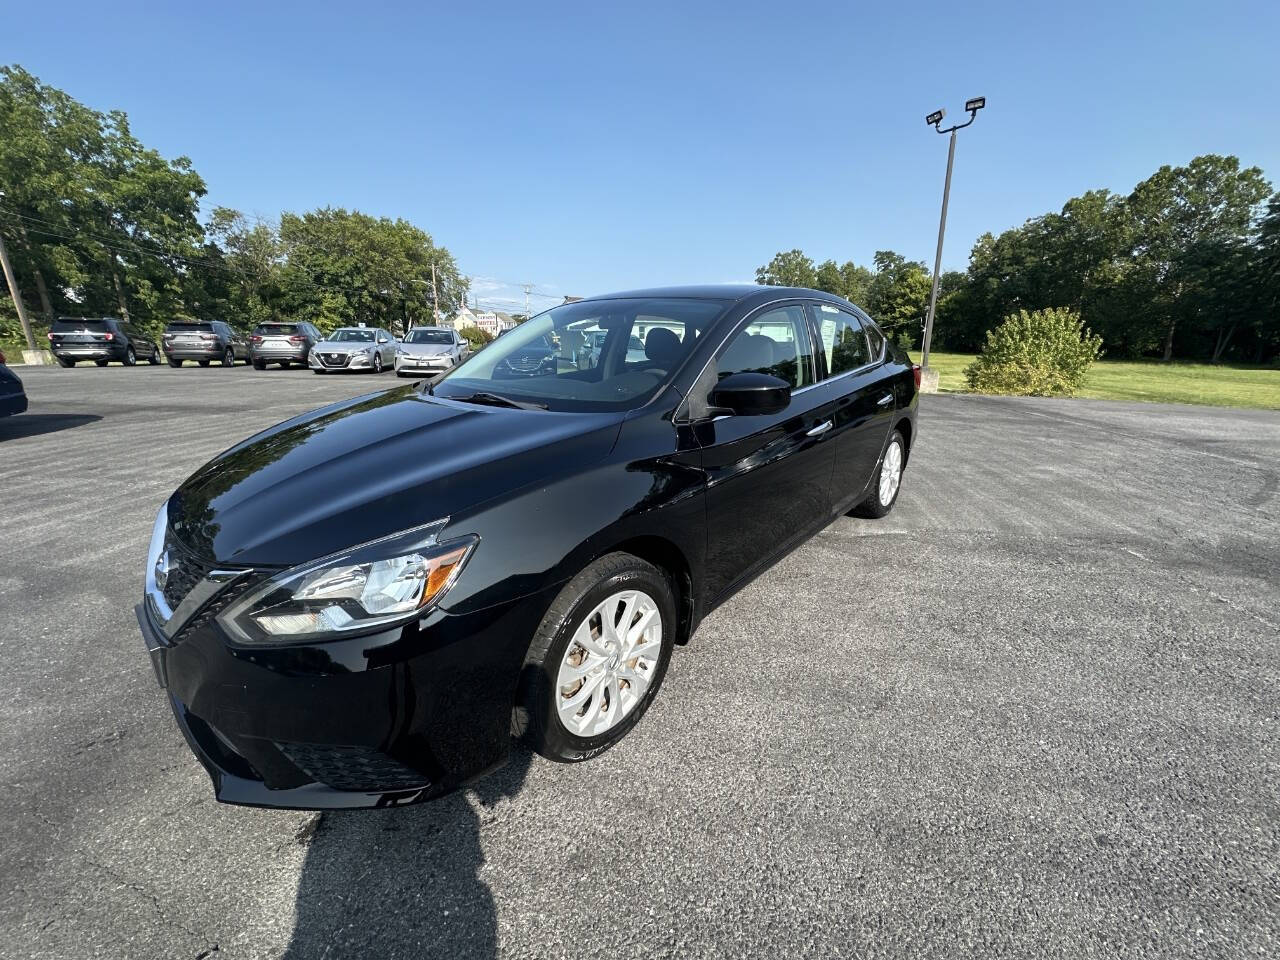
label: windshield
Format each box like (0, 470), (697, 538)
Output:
(433, 297), (727, 412)
(405, 329), (453, 345)
(329, 329), (375, 342)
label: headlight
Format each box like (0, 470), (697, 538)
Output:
(217, 520), (476, 644)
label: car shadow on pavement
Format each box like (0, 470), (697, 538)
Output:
(0, 413), (101, 441)
(282, 746), (533, 960)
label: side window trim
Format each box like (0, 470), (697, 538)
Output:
(852, 307), (887, 364)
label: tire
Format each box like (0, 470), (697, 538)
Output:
(198, 359), (210, 367)
(514, 552), (676, 763)
(95, 359), (108, 367)
(253, 360), (266, 370)
(853, 428), (906, 519)
(124, 347), (136, 366)
(57, 357), (75, 368)
(168, 358), (183, 368)
(148, 347), (160, 365)
(372, 353), (383, 374)
(222, 348), (235, 367)
(312, 368), (324, 375)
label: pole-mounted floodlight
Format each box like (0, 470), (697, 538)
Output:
(919, 96), (987, 385)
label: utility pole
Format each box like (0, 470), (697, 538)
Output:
(920, 97), (986, 391)
(430, 261), (440, 323)
(522, 283), (532, 322)
(0, 224), (36, 352)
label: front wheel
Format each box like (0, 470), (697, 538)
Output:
(198, 359), (210, 367)
(222, 348), (235, 367)
(95, 359), (108, 367)
(514, 552), (675, 763)
(148, 347), (160, 365)
(57, 357), (75, 368)
(853, 428), (906, 519)
(124, 347), (136, 366)
(372, 353), (383, 374)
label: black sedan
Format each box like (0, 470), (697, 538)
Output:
(137, 286), (919, 809)
(0, 350), (27, 416)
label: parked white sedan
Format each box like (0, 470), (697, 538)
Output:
(395, 326), (470, 377)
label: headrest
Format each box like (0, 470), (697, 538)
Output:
(645, 328), (683, 366)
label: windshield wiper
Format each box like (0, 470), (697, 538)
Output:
(450, 391), (547, 411)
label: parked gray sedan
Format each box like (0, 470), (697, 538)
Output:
(394, 326), (470, 377)
(308, 326), (396, 374)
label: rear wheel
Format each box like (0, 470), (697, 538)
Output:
(253, 359), (267, 370)
(95, 359), (108, 367)
(853, 428), (906, 519)
(124, 347), (136, 366)
(514, 552), (675, 762)
(222, 348), (235, 367)
(198, 359), (210, 367)
(168, 358), (183, 368)
(57, 357), (75, 368)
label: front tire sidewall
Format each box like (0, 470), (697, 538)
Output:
(519, 556), (676, 763)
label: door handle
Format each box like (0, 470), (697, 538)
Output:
(877, 394), (894, 406)
(806, 420), (833, 438)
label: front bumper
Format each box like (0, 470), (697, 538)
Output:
(395, 355), (453, 374)
(136, 579), (554, 809)
(0, 391), (27, 416)
(309, 351), (373, 371)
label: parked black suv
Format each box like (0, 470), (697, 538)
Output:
(249, 321), (322, 369)
(47, 317), (161, 367)
(163, 321), (249, 367)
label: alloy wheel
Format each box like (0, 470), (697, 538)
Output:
(879, 439), (903, 506)
(555, 589), (662, 737)
(124, 347), (136, 366)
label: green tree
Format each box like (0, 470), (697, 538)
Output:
(277, 208), (464, 335)
(756, 249), (817, 288)
(1126, 155), (1272, 360)
(865, 250), (931, 346)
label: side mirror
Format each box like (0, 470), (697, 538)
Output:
(378, 336), (389, 344)
(709, 372), (791, 416)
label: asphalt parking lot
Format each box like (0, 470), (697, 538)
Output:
(1, 364), (1277, 959)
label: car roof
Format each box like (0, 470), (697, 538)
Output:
(575, 285), (859, 309)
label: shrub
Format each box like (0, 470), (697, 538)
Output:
(458, 325), (493, 348)
(964, 307), (1103, 396)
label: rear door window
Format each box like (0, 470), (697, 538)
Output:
(811, 303), (871, 378)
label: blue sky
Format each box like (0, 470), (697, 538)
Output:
(6, 0), (1279, 313)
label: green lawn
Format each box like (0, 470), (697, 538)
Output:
(923, 351), (1280, 411)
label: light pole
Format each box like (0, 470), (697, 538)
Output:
(920, 96), (985, 390)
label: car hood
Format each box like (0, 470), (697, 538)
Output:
(398, 343), (453, 357)
(168, 386), (624, 566)
(314, 341), (373, 352)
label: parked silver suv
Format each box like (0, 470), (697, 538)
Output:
(308, 326), (396, 374)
